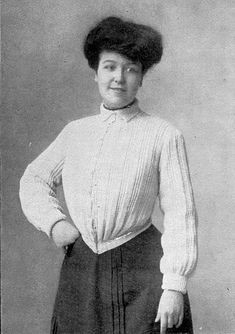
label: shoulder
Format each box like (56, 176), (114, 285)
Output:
(62, 114), (100, 136)
(65, 114), (99, 128)
(138, 110), (182, 139)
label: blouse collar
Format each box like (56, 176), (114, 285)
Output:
(100, 99), (140, 123)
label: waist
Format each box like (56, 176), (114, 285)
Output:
(80, 217), (152, 254)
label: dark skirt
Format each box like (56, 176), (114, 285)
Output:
(51, 225), (193, 334)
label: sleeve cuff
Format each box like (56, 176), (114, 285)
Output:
(49, 218), (68, 239)
(162, 273), (188, 294)
(36, 213), (67, 238)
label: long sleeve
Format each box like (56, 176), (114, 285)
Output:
(20, 102), (197, 258)
(158, 126), (197, 293)
(19, 124), (72, 237)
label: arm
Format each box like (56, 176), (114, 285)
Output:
(158, 126), (197, 292)
(19, 122), (79, 240)
(156, 126), (197, 332)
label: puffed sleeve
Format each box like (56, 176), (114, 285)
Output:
(158, 126), (197, 293)
(19, 122), (73, 237)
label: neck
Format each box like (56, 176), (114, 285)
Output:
(103, 99), (136, 111)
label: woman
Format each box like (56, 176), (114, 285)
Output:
(19, 16), (197, 334)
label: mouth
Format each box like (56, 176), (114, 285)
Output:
(110, 87), (126, 92)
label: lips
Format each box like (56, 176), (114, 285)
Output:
(110, 87), (125, 91)
(110, 87), (126, 92)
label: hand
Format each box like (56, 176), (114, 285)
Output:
(155, 290), (184, 334)
(51, 220), (80, 248)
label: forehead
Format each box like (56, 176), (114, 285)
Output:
(99, 51), (140, 66)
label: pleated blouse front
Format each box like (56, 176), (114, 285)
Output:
(19, 100), (197, 293)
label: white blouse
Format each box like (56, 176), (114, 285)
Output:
(19, 100), (197, 293)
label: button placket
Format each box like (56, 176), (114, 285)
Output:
(89, 115), (117, 250)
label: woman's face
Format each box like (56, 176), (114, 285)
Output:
(95, 51), (143, 109)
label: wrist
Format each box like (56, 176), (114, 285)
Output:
(164, 289), (184, 295)
(162, 273), (187, 294)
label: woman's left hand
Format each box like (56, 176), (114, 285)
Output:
(155, 290), (184, 334)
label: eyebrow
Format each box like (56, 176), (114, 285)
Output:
(102, 60), (139, 66)
(102, 60), (116, 64)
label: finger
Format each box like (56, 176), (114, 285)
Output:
(167, 315), (174, 328)
(173, 314), (179, 326)
(63, 246), (68, 254)
(176, 313), (184, 328)
(160, 314), (168, 334)
(155, 312), (160, 323)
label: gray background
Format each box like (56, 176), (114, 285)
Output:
(2, 0), (235, 333)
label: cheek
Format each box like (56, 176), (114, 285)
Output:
(98, 76), (110, 89)
(129, 80), (141, 93)
(96, 77), (107, 91)
(128, 75), (142, 90)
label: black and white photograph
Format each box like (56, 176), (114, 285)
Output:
(2, 1), (235, 333)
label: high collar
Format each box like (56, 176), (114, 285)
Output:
(100, 99), (140, 123)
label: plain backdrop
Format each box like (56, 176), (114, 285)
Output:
(2, 1), (235, 333)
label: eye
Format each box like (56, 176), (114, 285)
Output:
(126, 66), (139, 73)
(104, 64), (115, 71)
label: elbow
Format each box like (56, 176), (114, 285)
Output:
(19, 166), (30, 209)
(19, 164), (36, 209)
(19, 167), (27, 198)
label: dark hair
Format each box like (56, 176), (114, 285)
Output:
(83, 16), (163, 74)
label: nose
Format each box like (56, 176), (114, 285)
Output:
(114, 67), (125, 83)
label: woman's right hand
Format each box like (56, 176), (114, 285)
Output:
(51, 220), (80, 248)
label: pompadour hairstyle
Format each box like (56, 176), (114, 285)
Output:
(83, 16), (163, 73)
